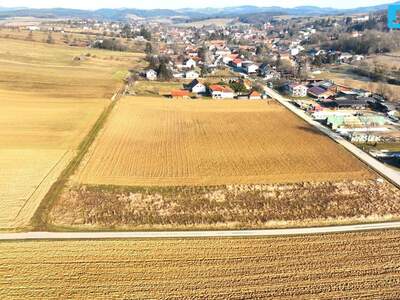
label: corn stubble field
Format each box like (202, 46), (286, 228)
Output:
(1, 230), (400, 299)
(76, 97), (372, 186)
(0, 38), (142, 230)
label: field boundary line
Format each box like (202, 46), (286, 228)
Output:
(1, 222), (400, 240)
(12, 150), (72, 227)
(30, 86), (125, 231)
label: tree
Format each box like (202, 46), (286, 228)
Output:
(140, 27), (151, 40)
(145, 42), (153, 55)
(198, 46), (211, 65)
(157, 62), (172, 81)
(46, 32), (54, 44)
(146, 55), (159, 70)
(200, 65), (209, 77)
(256, 45), (265, 56)
(229, 81), (248, 93)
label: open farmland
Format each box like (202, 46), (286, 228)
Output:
(0, 92), (106, 229)
(47, 96), (400, 230)
(0, 38), (143, 230)
(76, 97), (372, 186)
(1, 230), (400, 299)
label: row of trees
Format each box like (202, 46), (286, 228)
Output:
(323, 31), (400, 55)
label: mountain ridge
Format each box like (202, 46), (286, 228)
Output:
(0, 2), (398, 21)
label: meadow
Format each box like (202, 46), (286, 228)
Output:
(0, 38), (142, 230)
(1, 230), (400, 299)
(76, 97), (372, 187)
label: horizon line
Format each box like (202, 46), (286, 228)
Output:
(0, 2), (395, 11)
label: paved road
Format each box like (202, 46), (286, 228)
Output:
(1, 222), (400, 240)
(264, 86), (400, 189)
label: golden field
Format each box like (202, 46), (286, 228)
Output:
(76, 97), (372, 187)
(0, 38), (145, 98)
(0, 92), (106, 229)
(1, 230), (400, 299)
(0, 38), (142, 229)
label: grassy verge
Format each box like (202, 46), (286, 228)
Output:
(30, 96), (120, 231)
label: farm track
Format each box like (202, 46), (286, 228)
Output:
(2, 221), (400, 240)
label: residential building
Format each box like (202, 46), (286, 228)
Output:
(146, 69), (157, 81)
(209, 85), (235, 99)
(288, 83), (308, 97)
(185, 71), (200, 79)
(186, 79), (206, 94)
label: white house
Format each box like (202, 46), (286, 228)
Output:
(245, 64), (259, 74)
(209, 85), (235, 99)
(185, 71), (200, 79)
(186, 79), (206, 94)
(146, 69), (157, 81)
(184, 58), (197, 69)
(339, 52), (353, 62)
(173, 72), (185, 79)
(288, 83), (308, 97)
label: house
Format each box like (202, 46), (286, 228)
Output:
(209, 85), (235, 99)
(184, 58), (196, 69)
(245, 64), (259, 74)
(248, 91), (262, 100)
(339, 52), (353, 63)
(146, 69), (157, 81)
(288, 83), (308, 97)
(231, 58), (243, 68)
(185, 71), (199, 79)
(332, 96), (373, 109)
(173, 72), (185, 79)
(308, 86), (334, 99)
(171, 89), (190, 99)
(186, 79), (206, 94)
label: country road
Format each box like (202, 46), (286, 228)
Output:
(0, 222), (400, 240)
(264, 86), (400, 189)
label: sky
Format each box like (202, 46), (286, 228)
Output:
(0, 0), (395, 10)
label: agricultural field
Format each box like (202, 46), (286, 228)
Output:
(45, 96), (400, 230)
(0, 27), (147, 51)
(0, 38), (145, 98)
(76, 97), (372, 186)
(132, 80), (186, 96)
(0, 38), (143, 230)
(177, 18), (235, 28)
(1, 230), (400, 299)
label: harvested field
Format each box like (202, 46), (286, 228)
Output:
(1, 230), (400, 299)
(132, 80), (186, 96)
(76, 97), (372, 186)
(0, 38), (143, 230)
(0, 93), (106, 229)
(51, 180), (400, 230)
(0, 38), (145, 98)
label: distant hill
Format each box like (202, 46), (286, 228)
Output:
(0, 2), (398, 21)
